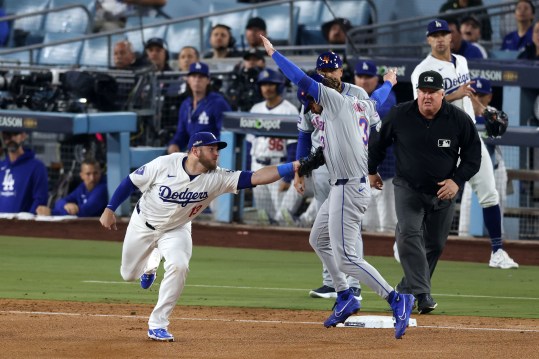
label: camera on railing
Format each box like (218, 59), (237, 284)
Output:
(0, 71), (59, 111)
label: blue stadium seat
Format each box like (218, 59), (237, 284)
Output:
(296, 0), (324, 25)
(158, 0), (203, 19)
(0, 50), (32, 64)
(252, 4), (299, 45)
(4, 0), (50, 33)
(125, 25), (167, 53)
(79, 36), (110, 68)
(43, 0), (95, 34)
(320, 0), (372, 26)
(37, 32), (82, 65)
(489, 50), (520, 60)
(165, 20), (204, 55)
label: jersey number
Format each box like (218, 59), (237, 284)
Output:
(359, 117), (369, 145)
(189, 205), (203, 217)
(268, 138), (284, 151)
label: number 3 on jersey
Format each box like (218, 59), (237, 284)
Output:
(358, 117), (369, 145)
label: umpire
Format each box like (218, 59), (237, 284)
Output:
(368, 70), (481, 314)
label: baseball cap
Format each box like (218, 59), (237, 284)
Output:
(316, 51), (343, 70)
(246, 17), (266, 31)
(426, 19), (451, 36)
(321, 18), (352, 41)
(461, 15), (481, 28)
(354, 60), (377, 77)
(416, 70), (444, 90)
(187, 62), (210, 77)
(471, 77), (492, 94)
(243, 48), (265, 61)
(187, 132), (227, 150)
(145, 37), (167, 50)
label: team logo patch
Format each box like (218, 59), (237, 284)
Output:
(135, 166), (146, 175)
(438, 139), (451, 147)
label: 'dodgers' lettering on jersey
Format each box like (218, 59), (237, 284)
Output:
(159, 186), (209, 207)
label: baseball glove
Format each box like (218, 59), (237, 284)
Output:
(483, 107), (508, 138)
(298, 146), (325, 177)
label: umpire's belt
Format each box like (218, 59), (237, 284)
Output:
(334, 177), (366, 186)
(136, 203), (156, 230)
(256, 157), (286, 165)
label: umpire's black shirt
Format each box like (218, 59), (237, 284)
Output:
(368, 99), (481, 195)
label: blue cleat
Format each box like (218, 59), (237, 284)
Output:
(140, 273), (156, 289)
(148, 328), (174, 342)
(323, 289), (361, 328)
(391, 292), (415, 339)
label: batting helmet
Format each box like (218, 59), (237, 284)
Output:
(297, 73), (324, 113)
(257, 68), (285, 94)
(316, 51), (343, 70)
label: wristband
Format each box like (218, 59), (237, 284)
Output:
(277, 162), (294, 178)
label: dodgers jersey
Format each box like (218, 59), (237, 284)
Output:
(315, 84), (380, 182)
(298, 83), (369, 148)
(411, 54), (475, 121)
(130, 153), (240, 231)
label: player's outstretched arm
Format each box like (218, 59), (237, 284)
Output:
(99, 176), (138, 230)
(251, 161), (300, 186)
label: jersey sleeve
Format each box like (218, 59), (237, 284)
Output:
(297, 110), (314, 133)
(365, 100), (381, 129)
(216, 167), (242, 194)
(129, 156), (163, 192)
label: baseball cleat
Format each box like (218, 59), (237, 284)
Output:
(309, 285), (337, 299)
(489, 249), (519, 269)
(391, 292), (415, 339)
(148, 328), (174, 342)
(417, 293), (437, 314)
(349, 287), (363, 301)
(140, 273), (156, 289)
(324, 290), (361, 328)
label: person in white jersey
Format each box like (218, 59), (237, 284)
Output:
(410, 19), (518, 269)
(99, 131), (301, 342)
(261, 35), (414, 339)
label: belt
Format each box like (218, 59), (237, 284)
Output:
(136, 203), (156, 230)
(335, 177), (366, 186)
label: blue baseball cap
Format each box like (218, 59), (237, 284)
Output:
(471, 77), (492, 94)
(316, 51), (343, 70)
(354, 60), (377, 77)
(188, 62), (210, 77)
(187, 132), (227, 150)
(426, 19), (451, 36)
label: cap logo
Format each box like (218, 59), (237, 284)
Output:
(435, 21), (442, 28)
(362, 62), (369, 70)
(195, 63), (201, 69)
(477, 80), (482, 88)
(261, 70), (269, 78)
(322, 56), (330, 64)
(424, 76), (434, 83)
(193, 140), (203, 146)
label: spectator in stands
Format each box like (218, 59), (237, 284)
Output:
(227, 49), (266, 111)
(446, 17), (487, 59)
(321, 17), (352, 45)
(177, 46), (200, 71)
(37, 159), (108, 217)
(353, 60), (398, 233)
(518, 20), (539, 59)
(243, 17), (267, 52)
(203, 24), (242, 59)
(439, 0), (492, 41)
(501, 0), (535, 51)
(167, 62), (231, 153)
(460, 15), (488, 58)
(113, 40), (147, 70)
(145, 37), (172, 72)
(94, 0), (167, 32)
(0, 131), (48, 214)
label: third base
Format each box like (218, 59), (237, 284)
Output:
(336, 315), (417, 328)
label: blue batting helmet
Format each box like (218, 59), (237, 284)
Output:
(257, 68), (285, 94)
(316, 51), (343, 70)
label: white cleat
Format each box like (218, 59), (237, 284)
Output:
(489, 249), (519, 269)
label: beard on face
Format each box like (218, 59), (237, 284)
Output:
(198, 151), (217, 171)
(4, 140), (21, 153)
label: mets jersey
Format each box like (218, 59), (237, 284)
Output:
(130, 153), (240, 231)
(411, 54), (475, 121)
(315, 84), (380, 182)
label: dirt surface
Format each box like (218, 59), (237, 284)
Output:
(1, 299), (538, 359)
(2, 218), (538, 358)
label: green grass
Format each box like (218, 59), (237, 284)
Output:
(1, 236), (537, 318)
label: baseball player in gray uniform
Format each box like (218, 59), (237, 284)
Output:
(262, 35), (414, 339)
(411, 19), (518, 269)
(300, 52), (398, 300)
(100, 132), (301, 342)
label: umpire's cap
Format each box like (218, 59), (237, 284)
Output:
(316, 51), (343, 70)
(471, 77), (492, 94)
(188, 132), (227, 150)
(417, 70), (444, 90)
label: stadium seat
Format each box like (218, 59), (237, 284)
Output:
(4, 0), (50, 47)
(125, 25), (167, 54)
(158, 0), (203, 19)
(320, 0), (372, 26)
(79, 36), (110, 68)
(0, 50), (32, 65)
(37, 32), (82, 65)
(489, 50), (520, 60)
(43, 0), (95, 34)
(165, 20), (204, 55)
(252, 4), (299, 45)
(296, 0), (324, 25)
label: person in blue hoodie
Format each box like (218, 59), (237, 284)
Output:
(0, 131), (48, 214)
(37, 159), (108, 217)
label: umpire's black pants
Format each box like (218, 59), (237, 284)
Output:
(393, 177), (456, 295)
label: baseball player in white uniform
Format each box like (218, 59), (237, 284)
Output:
(411, 19), (518, 269)
(248, 68), (299, 224)
(100, 131), (301, 342)
(262, 35), (414, 339)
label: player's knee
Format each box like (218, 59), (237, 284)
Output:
(165, 259), (190, 278)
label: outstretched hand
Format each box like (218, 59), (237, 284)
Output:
(100, 208), (118, 231)
(260, 35), (275, 56)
